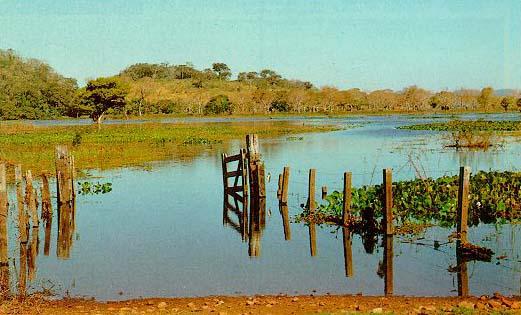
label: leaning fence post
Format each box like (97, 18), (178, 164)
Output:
(321, 186), (328, 200)
(383, 168), (393, 235)
(281, 166), (290, 205)
(457, 166), (471, 244)
(342, 172), (352, 226)
(0, 163), (8, 295)
(277, 174), (283, 200)
(308, 169), (316, 214)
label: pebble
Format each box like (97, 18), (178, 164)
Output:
(291, 297), (299, 302)
(511, 301), (521, 309)
(371, 307), (383, 314)
(157, 302), (167, 309)
(488, 300), (503, 309)
(318, 302), (326, 306)
(246, 300), (255, 306)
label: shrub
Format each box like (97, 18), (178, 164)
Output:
(203, 95), (233, 115)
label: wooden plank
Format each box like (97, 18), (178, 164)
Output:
(221, 153), (228, 193)
(15, 165), (28, 243)
(225, 170), (242, 178)
(308, 169), (316, 214)
(383, 168), (393, 235)
(342, 172), (352, 226)
(281, 167), (290, 204)
(226, 186), (244, 194)
(457, 166), (471, 244)
(223, 153), (242, 163)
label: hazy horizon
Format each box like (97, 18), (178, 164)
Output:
(1, 1), (520, 91)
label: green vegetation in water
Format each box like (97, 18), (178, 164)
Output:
(0, 121), (338, 177)
(296, 170), (521, 228)
(78, 181), (113, 195)
(399, 120), (521, 132)
(286, 136), (304, 141)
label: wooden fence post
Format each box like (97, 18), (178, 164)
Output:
(277, 174), (283, 200)
(281, 167), (290, 205)
(383, 168), (393, 235)
(342, 172), (352, 226)
(41, 173), (52, 222)
(321, 186), (328, 200)
(308, 169), (316, 214)
(0, 163), (9, 295)
(342, 227), (353, 277)
(25, 171), (39, 228)
(457, 166), (471, 244)
(280, 204), (291, 241)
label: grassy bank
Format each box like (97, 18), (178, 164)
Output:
(0, 121), (338, 177)
(399, 120), (521, 132)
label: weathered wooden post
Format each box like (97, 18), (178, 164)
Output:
(277, 174), (283, 200)
(384, 235), (394, 296)
(383, 168), (394, 235)
(321, 186), (328, 200)
(0, 163), (9, 296)
(457, 166), (471, 244)
(18, 242), (28, 297)
(56, 145), (74, 206)
(25, 171), (39, 228)
(15, 165), (28, 244)
(456, 242), (469, 297)
(281, 166), (290, 205)
(308, 169), (316, 214)
(28, 227), (39, 281)
(342, 172), (352, 226)
(309, 222), (317, 257)
(246, 134), (265, 200)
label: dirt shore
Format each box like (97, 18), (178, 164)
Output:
(2, 294), (521, 315)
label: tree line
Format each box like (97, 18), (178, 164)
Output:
(1, 49), (520, 122)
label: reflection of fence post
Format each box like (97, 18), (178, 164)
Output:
(342, 172), (352, 226)
(281, 167), (290, 205)
(342, 227), (353, 277)
(383, 168), (393, 235)
(457, 166), (470, 244)
(15, 165), (28, 243)
(0, 163), (9, 296)
(384, 235), (394, 296)
(456, 242), (469, 297)
(277, 174), (283, 200)
(41, 174), (52, 222)
(280, 204), (291, 240)
(308, 169), (316, 214)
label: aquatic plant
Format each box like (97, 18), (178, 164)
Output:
(296, 171), (521, 228)
(399, 120), (521, 132)
(78, 181), (113, 195)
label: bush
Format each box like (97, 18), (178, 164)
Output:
(270, 99), (291, 112)
(203, 95), (233, 115)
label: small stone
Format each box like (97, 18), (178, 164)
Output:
(488, 300), (503, 309)
(145, 301), (154, 306)
(157, 302), (167, 309)
(318, 302), (325, 306)
(371, 307), (383, 314)
(421, 305), (436, 312)
(202, 305), (209, 310)
(475, 302), (487, 310)
(187, 302), (196, 308)
(120, 307), (132, 312)
(292, 297), (299, 302)
(171, 308), (179, 312)
(246, 300), (254, 306)
(500, 297), (514, 307)
(511, 302), (521, 309)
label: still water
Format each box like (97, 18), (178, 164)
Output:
(4, 113), (521, 300)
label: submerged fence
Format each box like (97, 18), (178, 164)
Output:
(0, 146), (77, 299)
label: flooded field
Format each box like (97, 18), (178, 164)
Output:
(3, 113), (521, 300)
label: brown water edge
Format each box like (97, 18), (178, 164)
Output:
(3, 294), (520, 314)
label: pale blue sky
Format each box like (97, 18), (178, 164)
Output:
(1, 1), (520, 90)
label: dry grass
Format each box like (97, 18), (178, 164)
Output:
(446, 131), (496, 149)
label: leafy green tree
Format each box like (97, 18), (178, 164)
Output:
(79, 77), (128, 124)
(500, 96), (515, 111)
(203, 95), (233, 115)
(212, 63), (231, 81)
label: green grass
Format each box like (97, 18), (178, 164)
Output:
(0, 121), (339, 179)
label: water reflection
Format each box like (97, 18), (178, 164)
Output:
(456, 241), (469, 297)
(342, 227), (353, 278)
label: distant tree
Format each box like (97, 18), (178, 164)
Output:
(500, 96), (515, 111)
(212, 63), (231, 81)
(203, 95), (233, 115)
(79, 77), (129, 124)
(477, 87), (495, 111)
(270, 99), (291, 112)
(260, 69), (282, 85)
(517, 98), (521, 112)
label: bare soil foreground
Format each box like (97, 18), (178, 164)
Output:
(2, 294), (521, 315)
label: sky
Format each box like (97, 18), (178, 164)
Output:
(0, 0), (520, 91)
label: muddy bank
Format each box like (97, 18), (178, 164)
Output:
(3, 294), (521, 314)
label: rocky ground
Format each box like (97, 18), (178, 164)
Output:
(2, 293), (521, 314)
